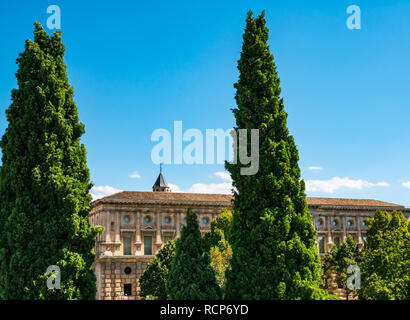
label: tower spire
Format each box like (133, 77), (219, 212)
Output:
(152, 164), (170, 192)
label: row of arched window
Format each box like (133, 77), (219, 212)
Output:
(117, 215), (210, 225)
(316, 217), (367, 228)
(317, 235), (367, 254)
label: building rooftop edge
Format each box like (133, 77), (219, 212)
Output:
(91, 191), (410, 212)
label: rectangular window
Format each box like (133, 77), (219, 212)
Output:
(144, 236), (152, 255)
(124, 284), (132, 296)
(318, 236), (325, 254)
(164, 236), (172, 244)
(123, 235), (131, 255)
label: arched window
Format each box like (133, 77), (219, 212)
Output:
(145, 216), (151, 223)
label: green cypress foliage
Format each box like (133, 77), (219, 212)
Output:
(225, 11), (326, 299)
(166, 208), (221, 300)
(0, 22), (103, 299)
(139, 240), (176, 300)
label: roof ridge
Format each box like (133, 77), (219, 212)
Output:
(95, 191), (406, 209)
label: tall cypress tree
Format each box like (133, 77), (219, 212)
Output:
(166, 209), (221, 300)
(0, 22), (102, 299)
(139, 240), (176, 300)
(225, 11), (326, 299)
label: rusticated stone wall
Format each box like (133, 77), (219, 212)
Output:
(94, 257), (153, 300)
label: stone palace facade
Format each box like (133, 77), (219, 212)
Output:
(88, 172), (410, 300)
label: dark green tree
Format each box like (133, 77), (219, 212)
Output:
(203, 209), (233, 253)
(323, 235), (360, 300)
(0, 22), (103, 299)
(359, 210), (410, 300)
(225, 11), (328, 300)
(203, 209), (233, 292)
(166, 208), (221, 300)
(139, 240), (176, 300)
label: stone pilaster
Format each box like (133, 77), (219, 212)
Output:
(135, 211), (142, 254)
(155, 209), (162, 248)
(326, 214), (333, 251)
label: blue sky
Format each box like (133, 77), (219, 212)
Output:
(1, 0), (410, 206)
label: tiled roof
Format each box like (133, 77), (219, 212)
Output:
(97, 191), (404, 208)
(306, 197), (403, 208)
(102, 191), (232, 202)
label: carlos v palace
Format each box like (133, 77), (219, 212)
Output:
(88, 172), (410, 300)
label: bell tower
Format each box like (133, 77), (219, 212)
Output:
(152, 164), (170, 192)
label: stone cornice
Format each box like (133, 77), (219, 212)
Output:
(96, 255), (154, 262)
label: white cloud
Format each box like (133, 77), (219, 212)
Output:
(90, 185), (122, 200)
(402, 181), (410, 189)
(168, 183), (183, 193)
(167, 171), (234, 195)
(308, 166), (323, 171)
(213, 171), (232, 181)
(188, 171), (233, 194)
(188, 182), (232, 194)
(129, 171), (141, 179)
(305, 177), (389, 193)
